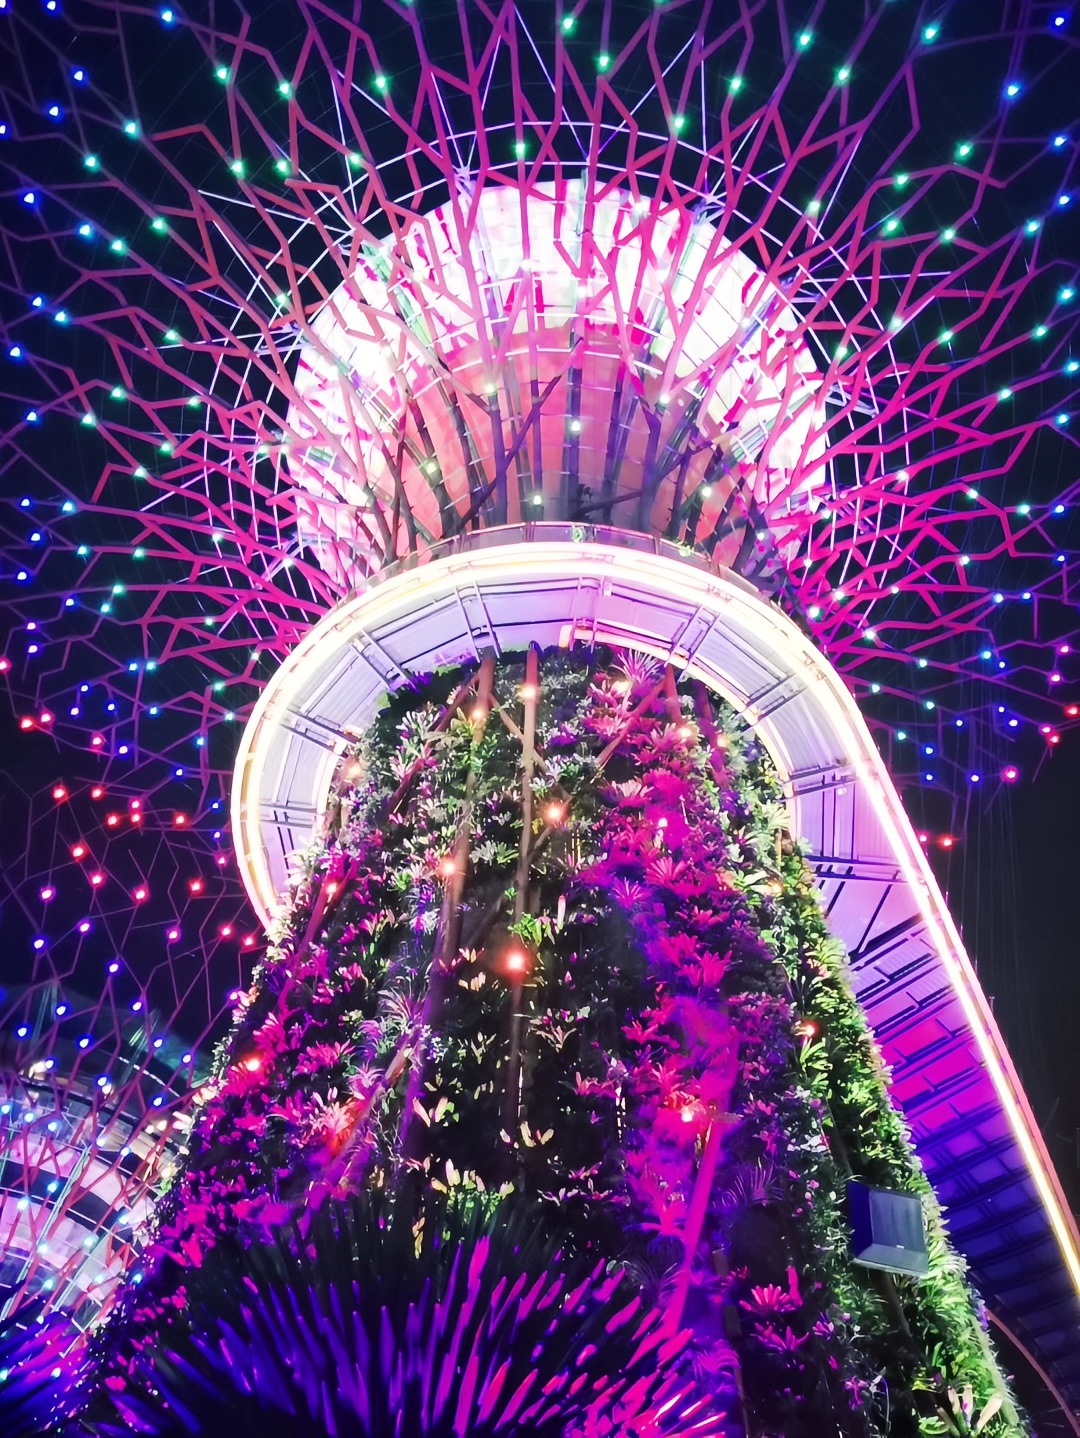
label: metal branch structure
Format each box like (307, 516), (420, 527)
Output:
(1, 0), (1080, 1425)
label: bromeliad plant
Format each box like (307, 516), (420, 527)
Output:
(93, 647), (1024, 1438)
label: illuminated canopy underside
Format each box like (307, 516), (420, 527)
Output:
(233, 529), (1080, 1396)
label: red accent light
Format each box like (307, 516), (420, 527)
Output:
(917, 832), (929, 845)
(1002, 766), (1019, 782)
(90, 786), (104, 799)
(130, 811), (143, 825)
(241, 1055), (261, 1072)
(173, 812), (188, 826)
(133, 885), (148, 902)
(52, 785), (67, 801)
(939, 835), (955, 850)
(220, 923), (233, 938)
(19, 717), (34, 731)
(505, 947), (528, 975)
(166, 927), (180, 942)
(1049, 733), (1061, 745)
(243, 934), (256, 948)
(1067, 705), (1079, 717)
(90, 871), (105, 886)
(71, 843), (87, 860)
(90, 734), (104, 748)
(189, 878), (204, 894)
(0, 658), (10, 672)
(106, 812), (121, 827)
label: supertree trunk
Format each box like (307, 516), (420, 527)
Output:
(95, 647), (1020, 1438)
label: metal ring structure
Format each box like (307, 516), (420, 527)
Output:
(232, 526), (1080, 1392)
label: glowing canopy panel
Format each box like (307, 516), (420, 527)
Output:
(289, 183), (825, 589)
(232, 529), (1080, 1400)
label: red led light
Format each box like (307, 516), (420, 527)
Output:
(90, 871), (105, 886)
(130, 811), (143, 825)
(132, 885), (148, 902)
(188, 878), (204, 894)
(19, 716), (34, 731)
(1067, 704), (1079, 717)
(219, 924), (233, 938)
(52, 785), (68, 801)
(71, 842), (87, 860)
(105, 812), (121, 827)
(1002, 766), (1019, 782)
(90, 734), (104, 748)
(91, 786), (104, 799)
(939, 835), (955, 850)
(173, 812), (188, 826)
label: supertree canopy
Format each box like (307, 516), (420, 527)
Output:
(1, 0), (1080, 1433)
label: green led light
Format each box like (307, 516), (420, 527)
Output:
(373, 73), (389, 94)
(230, 160), (246, 178)
(1059, 287), (1076, 303)
(122, 121), (139, 138)
(278, 80), (292, 98)
(921, 23), (940, 42)
(159, 441), (174, 455)
(671, 113), (686, 134)
(163, 329), (180, 343)
(597, 53), (611, 71)
(1016, 502), (1031, 515)
(940, 226), (956, 242)
(274, 158), (291, 176)
(883, 216), (900, 234)
(112, 582), (125, 596)
(1024, 219), (1041, 235)
(215, 66), (229, 83)
(83, 154), (99, 170)
(836, 66), (851, 85)
(956, 142), (973, 160)
(77, 545), (90, 557)
(729, 75), (743, 94)
(797, 31), (812, 48)
(806, 198), (821, 215)
(133, 466), (148, 479)
(110, 386), (126, 400)
(560, 13), (575, 33)
(133, 547), (146, 559)
(80, 413), (96, 427)
(807, 604), (822, 619)
(513, 140), (527, 159)
(893, 172), (909, 189)
(347, 152), (364, 168)
(109, 238), (126, 255)
(187, 395), (202, 407)
(150, 217), (167, 233)
(1033, 324), (1048, 338)
(997, 387), (1012, 400)
(896, 730), (907, 741)
(938, 329), (953, 345)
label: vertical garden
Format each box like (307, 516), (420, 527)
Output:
(72, 648), (1020, 1437)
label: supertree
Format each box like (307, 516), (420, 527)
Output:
(1, 0), (1080, 1433)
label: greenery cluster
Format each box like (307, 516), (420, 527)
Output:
(33, 646), (1023, 1437)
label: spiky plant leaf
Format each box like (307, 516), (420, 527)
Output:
(0, 1298), (84, 1437)
(88, 1192), (730, 1436)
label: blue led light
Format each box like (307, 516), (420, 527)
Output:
(22, 191), (36, 205)
(1005, 81), (1021, 98)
